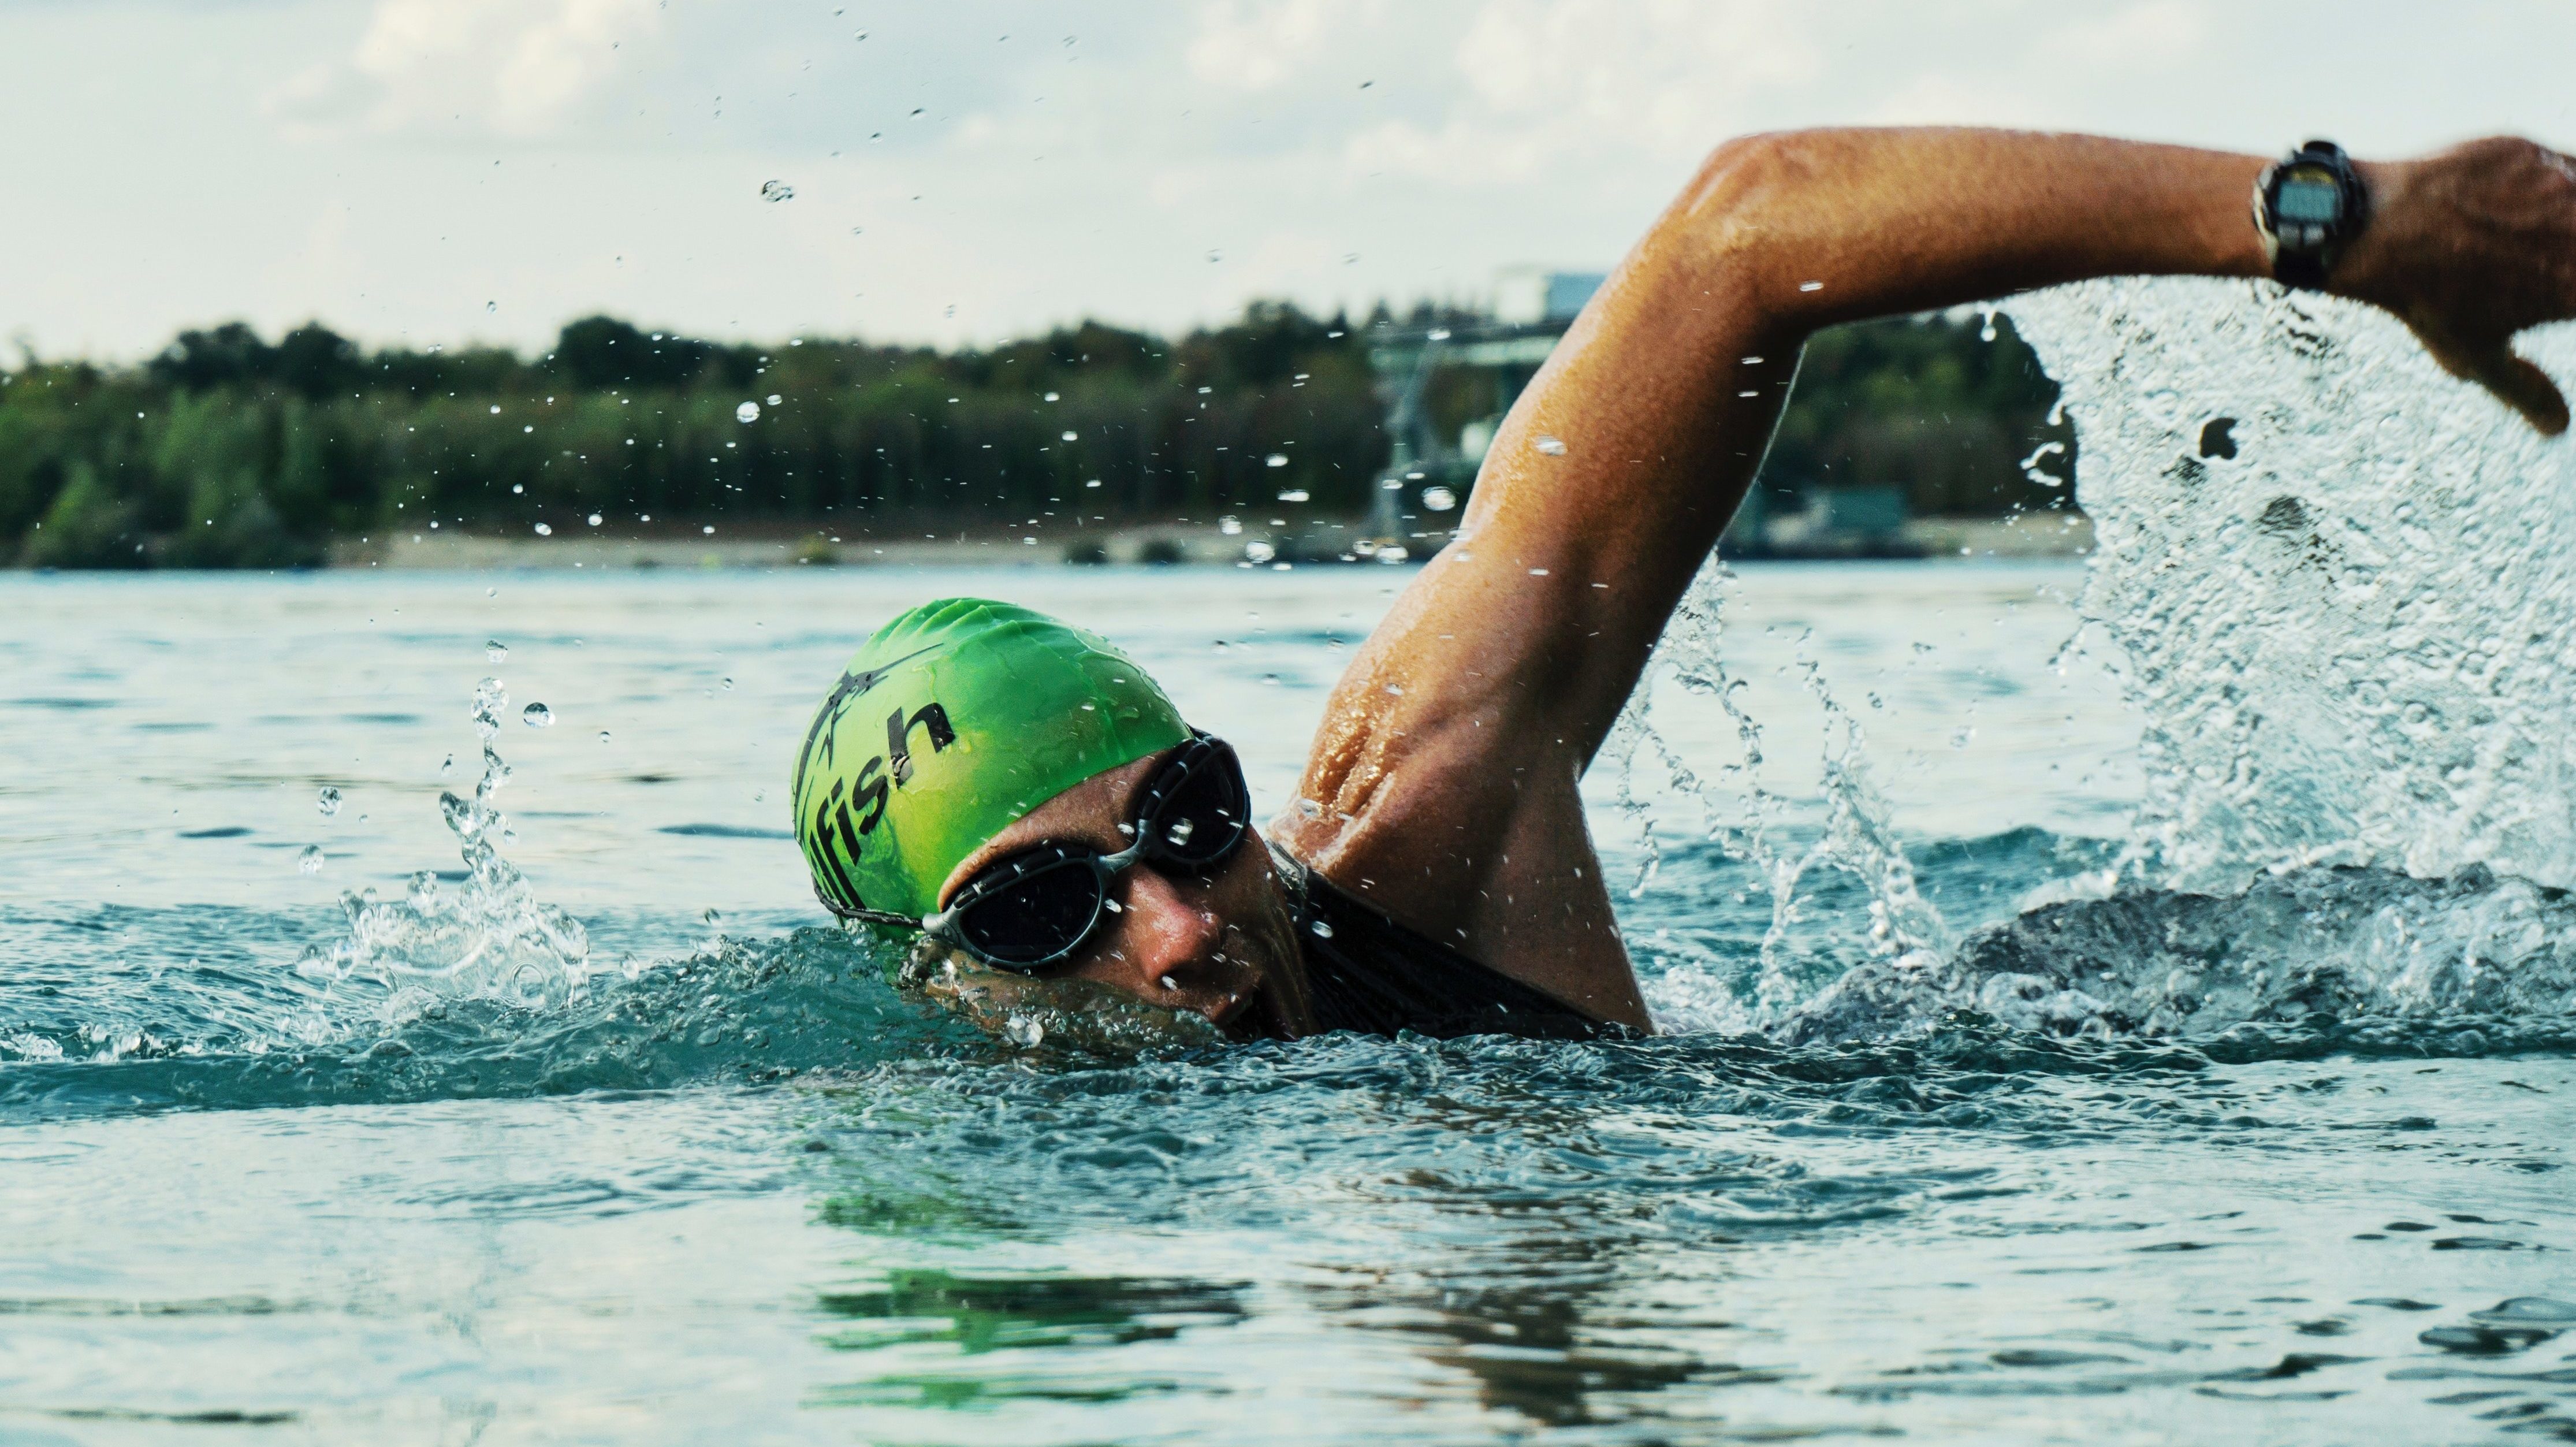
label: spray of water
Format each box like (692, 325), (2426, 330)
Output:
(295, 672), (594, 1025)
(2011, 278), (2576, 895)
(1626, 278), (2576, 1044)
(1613, 560), (1950, 1031)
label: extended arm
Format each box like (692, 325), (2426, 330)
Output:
(1275, 127), (2576, 1028)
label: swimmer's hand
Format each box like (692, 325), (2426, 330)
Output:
(2339, 138), (2576, 436)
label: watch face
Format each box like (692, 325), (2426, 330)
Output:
(2276, 169), (2342, 225)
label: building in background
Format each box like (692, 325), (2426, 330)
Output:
(1361, 268), (1937, 559)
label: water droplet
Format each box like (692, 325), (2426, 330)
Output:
(1206, 249), (1222, 263)
(702, 906), (723, 925)
(721, 678), (735, 690)
(765, 393), (782, 406)
(598, 730), (612, 743)
(489, 404), (502, 415)
(1159, 974), (1179, 991)
(533, 522), (553, 536)
(1277, 489), (1309, 503)
(1219, 516), (1242, 535)
(316, 787), (343, 816)
(1421, 486), (1458, 512)
(297, 845), (325, 875)
(736, 400), (761, 423)
(1005, 1013), (1045, 1047)
(522, 703), (554, 727)
(1265, 453), (1289, 468)
(1296, 798), (1323, 819)
(1426, 328), (1450, 341)
(1309, 918), (1334, 939)
(1244, 540), (1276, 564)
(760, 179), (795, 202)
(587, 513), (602, 526)
(486, 639), (508, 662)
(1044, 391), (1060, 402)
(1061, 430), (1078, 442)
(1535, 435), (1568, 456)
(1166, 816), (1196, 847)
(1798, 280), (1823, 292)
(485, 300), (497, 313)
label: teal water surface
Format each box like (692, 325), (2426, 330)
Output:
(4, 555), (2573, 1446)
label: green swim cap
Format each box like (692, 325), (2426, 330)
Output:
(791, 598), (1190, 920)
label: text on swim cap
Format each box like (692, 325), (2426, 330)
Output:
(807, 700), (955, 912)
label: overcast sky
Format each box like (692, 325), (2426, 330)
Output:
(3, 0), (2570, 362)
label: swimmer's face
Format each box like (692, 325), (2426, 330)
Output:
(933, 746), (1316, 1040)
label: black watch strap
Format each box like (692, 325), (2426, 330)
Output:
(2254, 139), (2369, 290)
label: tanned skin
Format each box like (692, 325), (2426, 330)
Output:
(935, 128), (2576, 1039)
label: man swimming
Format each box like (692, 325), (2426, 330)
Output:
(792, 128), (2576, 1041)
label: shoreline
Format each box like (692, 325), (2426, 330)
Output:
(299, 514), (2091, 571)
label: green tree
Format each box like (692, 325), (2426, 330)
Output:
(22, 462), (145, 568)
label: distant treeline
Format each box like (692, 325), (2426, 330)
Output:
(1762, 310), (2072, 518)
(0, 303), (2068, 568)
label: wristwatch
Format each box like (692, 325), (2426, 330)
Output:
(2253, 140), (2369, 290)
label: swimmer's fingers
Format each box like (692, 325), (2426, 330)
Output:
(2471, 347), (2572, 437)
(2411, 314), (2572, 437)
(2343, 137), (2576, 434)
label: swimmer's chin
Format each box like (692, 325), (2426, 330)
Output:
(1214, 978), (1291, 1043)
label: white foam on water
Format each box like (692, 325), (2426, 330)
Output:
(296, 672), (594, 1032)
(2012, 278), (2576, 894)
(1634, 278), (2576, 1042)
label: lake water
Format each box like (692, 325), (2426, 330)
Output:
(5, 283), (2576, 1445)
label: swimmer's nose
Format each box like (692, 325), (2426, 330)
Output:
(1112, 866), (1247, 1013)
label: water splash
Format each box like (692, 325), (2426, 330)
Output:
(295, 673), (592, 1020)
(1780, 861), (2576, 1047)
(1611, 561), (1944, 1029)
(2007, 279), (2576, 895)
(1626, 279), (2576, 1048)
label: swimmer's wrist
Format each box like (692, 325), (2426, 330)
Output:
(2319, 158), (2415, 309)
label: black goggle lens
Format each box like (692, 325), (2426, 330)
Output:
(1138, 743), (1249, 871)
(941, 737), (1251, 973)
(951, 851), (1104, 968)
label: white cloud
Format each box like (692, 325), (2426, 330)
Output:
(2032, 0), (2212, 70)
(269, 0), (661, 139)
(1186, 0), (1384, 92)
(9, 0), (2574, 360)
(1454, 0), (1818, 124)
(1862, 71), (2058, 130)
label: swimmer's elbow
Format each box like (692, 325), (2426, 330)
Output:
(1658, 132), (1819, 318)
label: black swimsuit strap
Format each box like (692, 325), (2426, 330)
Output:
(1265, 838), (1617, 1042)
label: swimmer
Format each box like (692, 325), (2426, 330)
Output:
(794, 128), (2576, 1041)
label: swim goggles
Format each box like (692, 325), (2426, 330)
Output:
(833, 731), (1253, 973)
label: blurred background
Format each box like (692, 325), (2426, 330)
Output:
(1, 1), (2567, 573)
